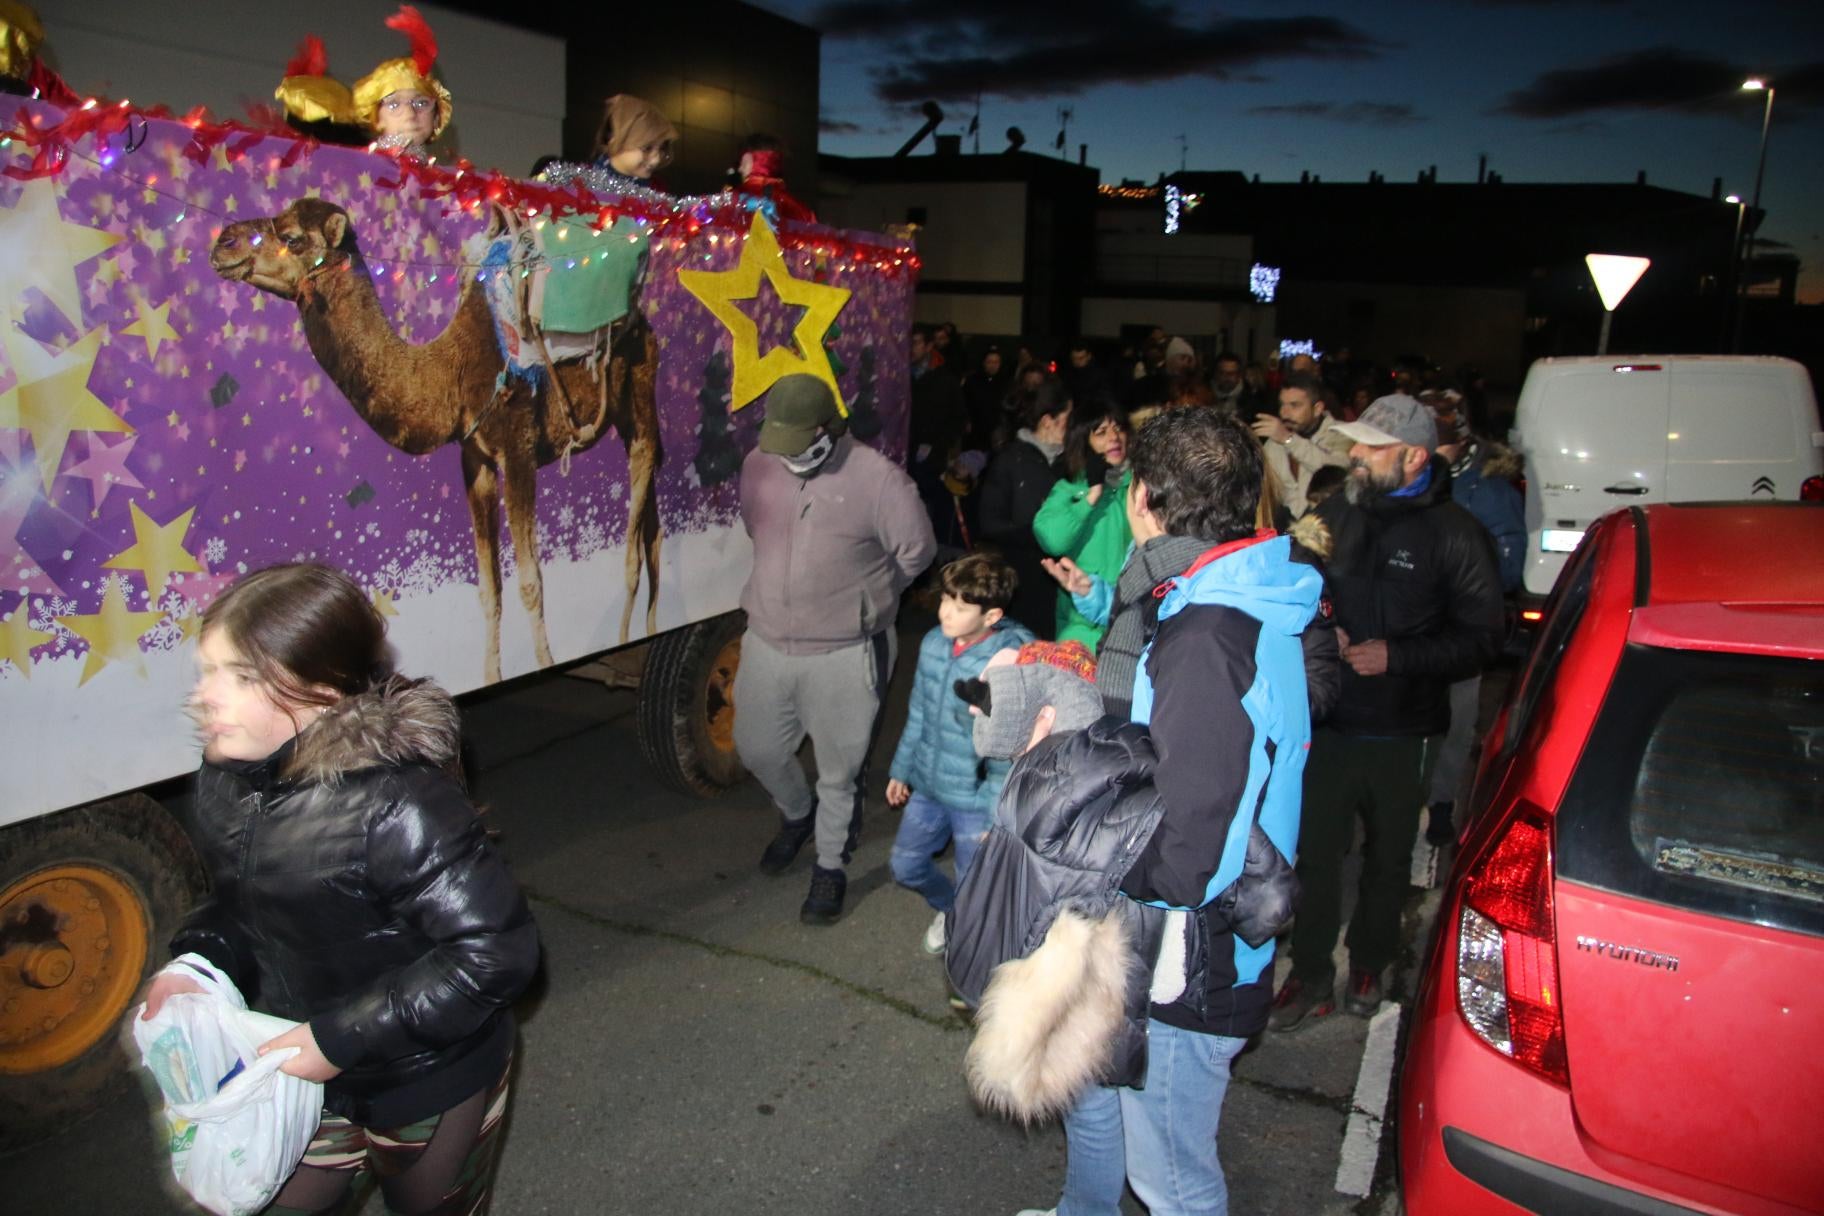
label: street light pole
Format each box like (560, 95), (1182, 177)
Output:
(1724, 194), (1745, 349)
(1735, 79), (1775, 351)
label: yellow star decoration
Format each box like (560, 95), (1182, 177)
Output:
(58, 578), (164, 685)
(0, 325), (132, 487)
(121, 297), (183, 359)
(678, 211), (852, 411)
(371, 589), (399, 618)
(0, 178), (123, 325)
(0, 604), (55, 679)
(103, 500), (205, 604)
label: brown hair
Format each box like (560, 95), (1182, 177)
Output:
(594, 94), (679, 159)
(940, 552), (1017, 611)
(200, 562), (389, 712)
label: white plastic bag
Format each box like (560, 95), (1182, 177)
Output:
(131, 955), (324, 1216)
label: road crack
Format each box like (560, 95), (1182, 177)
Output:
(525, 887), (966, 1033)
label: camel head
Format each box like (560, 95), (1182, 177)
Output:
(211, 198), (361, 300)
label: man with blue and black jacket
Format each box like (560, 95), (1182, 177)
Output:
(1019, 408), (1322, 1216)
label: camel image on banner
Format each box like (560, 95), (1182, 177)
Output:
(208, 196), (663, 683)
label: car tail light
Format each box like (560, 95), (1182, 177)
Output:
(1456, 806), (1569, 1086)
(1802, 475), (1823, 502)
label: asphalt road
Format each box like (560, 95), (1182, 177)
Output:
(7, 614), (1476, 1216)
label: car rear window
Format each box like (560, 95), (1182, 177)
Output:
(1556, 644), (1824, 938)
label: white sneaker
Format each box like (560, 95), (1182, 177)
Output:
(922, 910), (947, 955)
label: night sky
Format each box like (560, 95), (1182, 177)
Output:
(754, 0), (1824, 304)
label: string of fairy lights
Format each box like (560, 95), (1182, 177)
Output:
(1, 96), (922, 283)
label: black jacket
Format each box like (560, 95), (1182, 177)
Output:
(1313, 457), (1505, 736)
(977, 437), (1062, 638)
(173, 678), (540, 1126)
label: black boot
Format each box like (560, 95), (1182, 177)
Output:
(1425, 801), (1456, 847)
(800, 865), (847, 925)
(759, 813), (814, 875)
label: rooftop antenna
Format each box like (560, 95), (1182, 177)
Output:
(1055, 105), (1073, 158)
(1176, 133), (1188, 173)
(970, 90), (982, 154)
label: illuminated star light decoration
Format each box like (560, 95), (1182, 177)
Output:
(0, 178), (124, 327)
(1250, 263), (1281, 304)
(102, 500), (205, 606)
(678, 211), (853, 412)
(0, 323), (133, 488)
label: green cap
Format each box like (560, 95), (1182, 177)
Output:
(758, 374), (845, 455)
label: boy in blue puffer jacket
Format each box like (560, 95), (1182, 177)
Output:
(887, 553), (1033, 955)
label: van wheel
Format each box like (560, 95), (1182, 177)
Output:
(0, 795), (203, 1151)
(637, 611), (749, 797)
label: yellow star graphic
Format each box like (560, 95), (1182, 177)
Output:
(224, 196), (239, 215)
(371, 589), (399, 618)
(0, 325), (133, 487)
(58, 577), (165, 685)
(171, 246), (191, 268)
(677, 212), (852, 411)
(121, 298), (183, 359)
(0, 604), (55, 679)
(103, 500), (205, 604)
(0, 178), (123, 326)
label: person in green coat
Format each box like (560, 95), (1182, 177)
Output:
(1032, 397), (1133, 648)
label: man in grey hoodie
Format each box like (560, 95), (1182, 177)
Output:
(733, 374), (937, 924)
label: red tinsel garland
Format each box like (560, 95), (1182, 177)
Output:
(0, 96), (922, 275)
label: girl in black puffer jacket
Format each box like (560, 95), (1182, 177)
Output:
(141, 562), (539, 1215)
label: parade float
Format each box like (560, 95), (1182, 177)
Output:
(0, 55), (917, 1138)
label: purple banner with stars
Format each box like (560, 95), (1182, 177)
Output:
(0, 99), (912, 826)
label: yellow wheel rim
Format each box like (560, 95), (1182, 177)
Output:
(0, 864), (149, 1075)
(704, 635), (742, 754)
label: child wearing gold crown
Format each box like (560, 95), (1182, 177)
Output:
(275, 5), (452, 159)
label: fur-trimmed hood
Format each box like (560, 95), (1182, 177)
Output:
(1478, 439), (1523, 483)
(284, 675), (461, 786)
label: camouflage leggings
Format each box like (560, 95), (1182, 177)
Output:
(262, 1060), (511, 1216)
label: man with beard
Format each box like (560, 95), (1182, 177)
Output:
(1252, 370), (1354, 517)
(734, 375), (936, 924)
(1269, 394), (1503, 1028)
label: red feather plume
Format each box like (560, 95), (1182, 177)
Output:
(283, 35), (329, 80)
(384, 6), (438, 78)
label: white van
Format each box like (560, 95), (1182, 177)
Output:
(1514, 355), (1824, 598)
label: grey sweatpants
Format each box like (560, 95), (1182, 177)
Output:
(732, 630), (897, 872)
(1426, 674), (1483, 807)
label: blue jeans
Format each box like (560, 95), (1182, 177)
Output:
(889, 791), (989, 912)
(1057, 1021), (1249, 1216)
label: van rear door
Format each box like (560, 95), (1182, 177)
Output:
(1665, 360), (1824, 503)
(1519, 362), (1669, 596)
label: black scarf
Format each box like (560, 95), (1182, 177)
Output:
(1096, 534), (1213, 719)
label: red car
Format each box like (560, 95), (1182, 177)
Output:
(1399, 503), (1824, 1215)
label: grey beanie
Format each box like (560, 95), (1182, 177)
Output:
(971, 662), (1105, 761)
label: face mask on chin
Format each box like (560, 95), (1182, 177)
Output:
(781, 431), (836, 477)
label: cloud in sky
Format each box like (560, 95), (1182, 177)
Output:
(1496, 47), (1822, 118)
(809, 2), (1391, 102)
(1247, 100), (1426, 126)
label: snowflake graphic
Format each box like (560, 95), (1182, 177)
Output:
(203, 536), (227, 567)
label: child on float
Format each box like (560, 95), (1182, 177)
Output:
(885, 552), (1033, 955)
(538, 94), (679, 197)
(274, 5), (453, 159)
(140, 562), (539, 1215)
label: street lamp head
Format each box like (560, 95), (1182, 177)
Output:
(1742, 78), (1767, 90)
(1726, 194), (1742, 204)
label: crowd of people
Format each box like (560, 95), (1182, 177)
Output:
(144, 319), (1523, 1213)
(725, 324), (1523, 1214)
